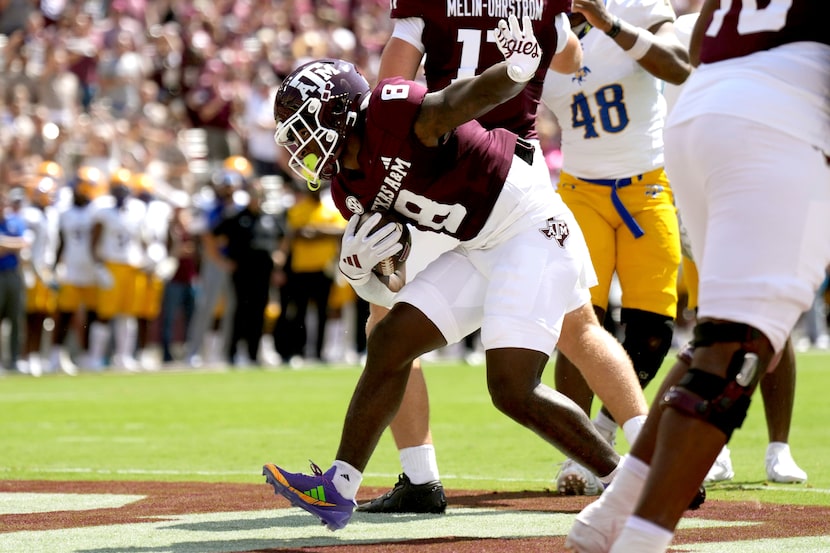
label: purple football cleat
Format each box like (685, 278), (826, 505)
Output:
(263, 461), (356, 531)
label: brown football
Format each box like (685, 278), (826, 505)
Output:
(358, 211), (412, 276)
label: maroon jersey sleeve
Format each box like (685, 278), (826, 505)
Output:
(700, 0), (828, 63)
(389, 0), (571, 139)
(332, 77), (517, 242)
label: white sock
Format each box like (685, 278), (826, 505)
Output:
(767, 441), (789, 457)
(601, 454), (649, 508)
(399, 444), (440, 484)
(114, 317), (137, 359)
(88, 322), (111, 365)
(594, 410), (618, 436)
(610, 516), (674, 553)
(331, 460), (362, 500)
(622, 415), (647, 448)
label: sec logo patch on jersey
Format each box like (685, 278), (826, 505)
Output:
(345, 195), (364, 215)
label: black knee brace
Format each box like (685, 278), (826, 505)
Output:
(661, 322), (766, 439)
(620, 308), (675, 389)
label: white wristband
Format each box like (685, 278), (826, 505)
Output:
(351, 272), (397, 309)
(625, 27), (653, 60)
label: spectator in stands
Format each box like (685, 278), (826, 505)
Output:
(184, 58), (242, 162)
(243, 68), (292, 182)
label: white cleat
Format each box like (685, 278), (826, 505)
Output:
(556, 459), (604, 496)
(55, 349), (78, 376)
(766, 442), (807, 483)
(704, 445), (734, 484)
(564, 455), (648, 553)
(28, 356), (43, 378)
(564, 488), (627, 553)
(112, 354), (140, 372)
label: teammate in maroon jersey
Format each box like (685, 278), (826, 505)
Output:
(565, 1), (830, 551)
(389, 0), (574, 139)
(261, 17), (633, 531)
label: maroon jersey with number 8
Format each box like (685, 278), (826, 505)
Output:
(332, 77), (518, 242)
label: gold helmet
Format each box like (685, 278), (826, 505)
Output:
(75, 166), (105, 200)
(37, 160), (64, 181)
(223, 155), (254, 179)
(129, 172), (155, 198)
(109, 167), (132, 189)
(29, 176), (59, 208)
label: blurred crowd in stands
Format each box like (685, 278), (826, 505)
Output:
(0, 0), (824, 375)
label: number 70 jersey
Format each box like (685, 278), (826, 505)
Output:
(541, 0), (676, 179)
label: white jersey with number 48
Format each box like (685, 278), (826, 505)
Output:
(541, 0), (675, 179)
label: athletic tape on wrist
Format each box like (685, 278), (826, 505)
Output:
(625, 27), (652, 60)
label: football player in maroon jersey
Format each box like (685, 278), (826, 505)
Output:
(357, 0), (655, 513)
(566, 1), (830, 551)
(262, 17), (636, 532)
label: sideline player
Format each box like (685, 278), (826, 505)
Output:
(132, 172), (173, 370)
(541, 0), (690, 491)
(184, 166), (245, 366)
(20, 175), (61, 376)
(358, 0), (654, 512)
(565, 1), (829, 551)
(51, 166), (107, 374)
(87, 168), (148, 371)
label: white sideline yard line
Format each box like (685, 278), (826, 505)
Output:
(0, 467), (555, 481)
(0, 503), (827, 553)
(4, 467), (830, 495)
(0, 505), (804, 553)
(0, 494), (827, 553)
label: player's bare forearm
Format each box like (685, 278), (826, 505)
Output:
(414, 62), (524, 146)
(0, 235), (26, 251)
(637, 22), (691, 84)
(550, 31), (583, 74)
(378, 37), (423, 82)
(573, 0), (690, 84)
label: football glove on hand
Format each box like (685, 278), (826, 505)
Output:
(339, 213), (404, 286)
(494, 14), (541, 83)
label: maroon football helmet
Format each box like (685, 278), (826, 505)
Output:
(274, 59), (370, 188)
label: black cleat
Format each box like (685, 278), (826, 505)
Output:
(687, 485), (706, 511)
(356, 473), (447, 514)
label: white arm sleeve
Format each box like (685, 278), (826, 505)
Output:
(554, 13), (571, 54)
(350, 273), (397, 309)
(390, 17), (426, 54)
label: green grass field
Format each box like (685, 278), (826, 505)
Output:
(1, 350), (828, 508)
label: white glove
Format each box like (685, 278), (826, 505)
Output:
(339, 213), (404, 286)
(494, 14), (541, 83)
